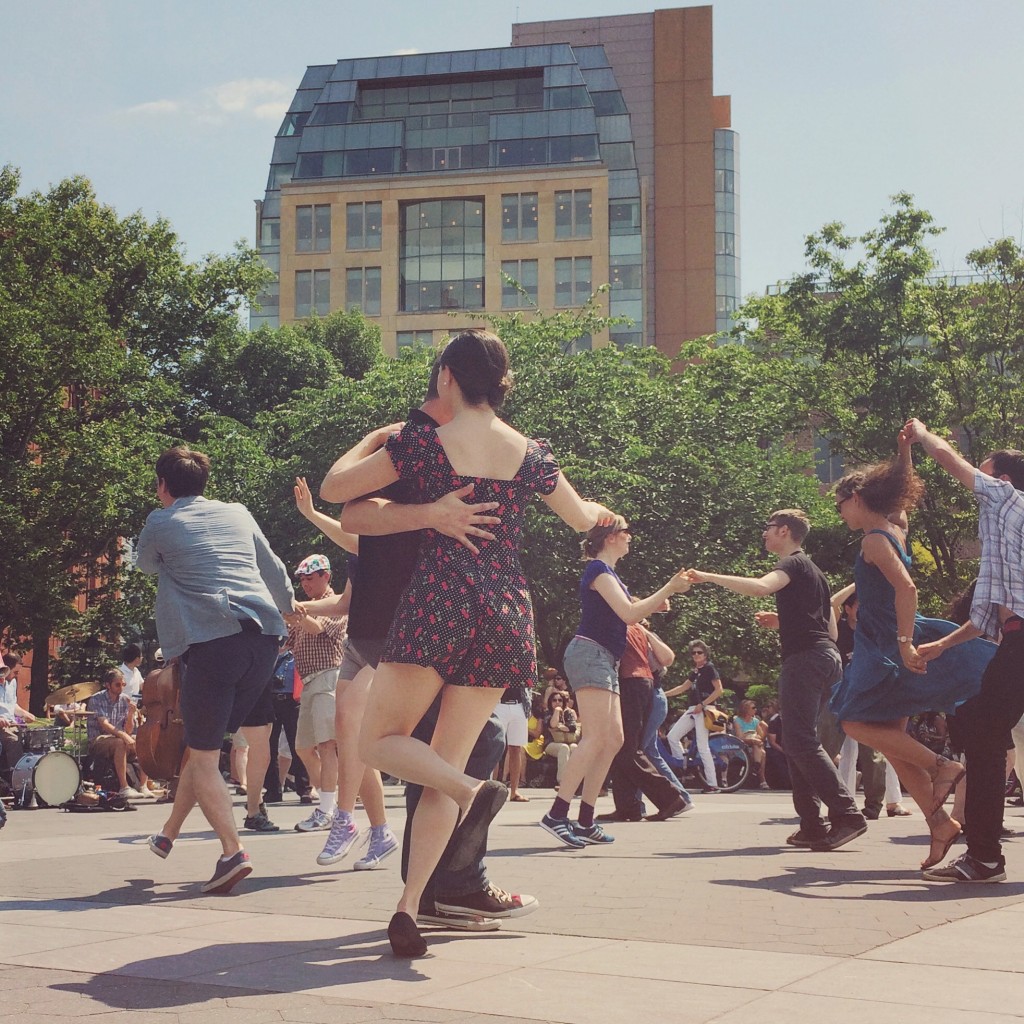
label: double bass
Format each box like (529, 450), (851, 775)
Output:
(136, 660), (186, 781)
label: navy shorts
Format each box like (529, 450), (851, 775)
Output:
(241, 676), (276, 728)
(180, 624), (279, 750)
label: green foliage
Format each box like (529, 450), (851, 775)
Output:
(0, 166), (267, 706)
(735, 194), (1024, 602)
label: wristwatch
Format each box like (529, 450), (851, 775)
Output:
(897, 635), (913, 644)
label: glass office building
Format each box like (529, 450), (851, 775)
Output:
(255, 7), (735, 357)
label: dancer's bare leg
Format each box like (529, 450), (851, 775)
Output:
(241, 725), (272, 817)
(335, 665), (385, 823)
(554, 688), (623, 810)
(359, 664), (503, 917)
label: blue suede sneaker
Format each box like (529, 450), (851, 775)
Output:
(571, 821), (615, 844)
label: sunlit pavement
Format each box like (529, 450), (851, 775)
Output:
(2, 784), (1023, 1023)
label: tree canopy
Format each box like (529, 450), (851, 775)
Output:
(4, 170), (1022, 707)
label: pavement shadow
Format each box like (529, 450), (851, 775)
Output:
(79, 871), (339, 907)
(49, 927), (526, 1009)
(711, 865), (1024, 901)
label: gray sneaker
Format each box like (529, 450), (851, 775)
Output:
(295, 807), (332, 832)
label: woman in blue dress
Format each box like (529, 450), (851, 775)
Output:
(831, 432), (995, 870)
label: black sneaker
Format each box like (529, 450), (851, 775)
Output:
(809, 819), (868, 852)
(243, 811), (280, 833)
(200, 850), (252, 894)
(435, 883), (539, 920)
(417, 901), (501, 932)
(786, 827), (826, 847)
(923, 852), (1006, 883)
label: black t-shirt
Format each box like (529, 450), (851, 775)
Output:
(688, 663), (719, 702)
(346, 408), (439, 642)
(766, 712), (783, 748)
(773, 551), (835, 661)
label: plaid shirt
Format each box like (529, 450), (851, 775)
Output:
(288, 616), (347, 680)
(87, 689), (132, 743)
(970, 470), (1024, 639)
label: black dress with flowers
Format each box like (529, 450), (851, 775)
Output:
(382, 421), (560, 688)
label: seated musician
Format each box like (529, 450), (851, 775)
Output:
(86, 668), (155, 798)
(0, 654), (32, 784)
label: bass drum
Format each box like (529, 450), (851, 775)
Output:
(12, 751), (81, 808)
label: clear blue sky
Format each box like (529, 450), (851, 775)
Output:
(4, 0), (1022, 299)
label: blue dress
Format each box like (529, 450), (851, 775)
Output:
(830, 530), (994, 722)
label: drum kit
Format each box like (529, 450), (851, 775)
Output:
(8, 681), (101, 809)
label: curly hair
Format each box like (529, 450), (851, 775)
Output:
(834, 457), (924, 516)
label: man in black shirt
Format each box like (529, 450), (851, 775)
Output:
(687, 508), (866, 851)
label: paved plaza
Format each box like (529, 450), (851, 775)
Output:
(2, 784), (1023, 1023)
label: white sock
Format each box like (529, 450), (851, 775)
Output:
(320, 790), (337, 817)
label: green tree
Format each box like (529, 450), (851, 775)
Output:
(0, 167), (268, 710)
(736, 198), (1024, 603)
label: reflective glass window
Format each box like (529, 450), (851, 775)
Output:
(501, 193), (538, 242)
(601, 143), (636, 170)
(295, 269), (330, 318)
(396, 330), (434, 349)
(346, 202), (382, 250)
(501, 259), (538, 308)
(554, 256), (591, 306)
(592, 91), (628, 116)
(555, 190), (592, 240)
(346, 266), (381, 316)
(296, 204), (331, 252)
(400, 198), (485, 312)
(609, 200), (641, 236)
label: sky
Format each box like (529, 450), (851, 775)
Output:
(3, 0), (1023, 301)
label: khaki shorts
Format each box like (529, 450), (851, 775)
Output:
(338, 637), (377, 682)
(295, 690), (336, 749)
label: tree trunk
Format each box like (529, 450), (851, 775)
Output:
(29, 632), (50, 716)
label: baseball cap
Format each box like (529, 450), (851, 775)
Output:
(296, 554), (331, 576)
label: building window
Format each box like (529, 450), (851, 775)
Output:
(295, 270), (330, 318)
(501, 259), (538, 308)
(555, 190), (592, 240)
(554, 257), (592, 307)
(433, 147), (462, 170)
(399, 198), (484, 312)
(346, 202), (382, 250)
(346, 267), (381, 316)
(397, 330), (433, 349)
(501, 193), (538, 242)
(296, 204), (331, 252)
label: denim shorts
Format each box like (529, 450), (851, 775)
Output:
(564, 636), (620, 695)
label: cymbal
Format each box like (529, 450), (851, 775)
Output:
(44, 681), (102, 707)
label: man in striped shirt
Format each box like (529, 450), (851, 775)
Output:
(907, 419), (1024, 883)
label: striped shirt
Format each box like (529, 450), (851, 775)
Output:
(970, 470), (1024, 640)
(288, 617), (347, 680)
(87, 689), (132, 743)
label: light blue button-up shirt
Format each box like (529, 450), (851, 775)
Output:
(136, 495), (295, 660)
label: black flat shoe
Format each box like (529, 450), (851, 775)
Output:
(388, 912), (427, 957)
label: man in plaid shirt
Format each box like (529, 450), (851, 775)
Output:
(87, 668), (153, 798)
(906, 419), (1024, 883)
(290, 554), (349, 832)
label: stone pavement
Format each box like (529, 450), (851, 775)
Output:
(2, 785), (1024, 1023)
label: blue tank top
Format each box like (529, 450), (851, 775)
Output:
(575, 560), (630, 659)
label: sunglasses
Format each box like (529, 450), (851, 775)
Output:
(835, 495), (852, 512)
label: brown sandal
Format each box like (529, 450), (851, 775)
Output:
(921, 808), (961, 870)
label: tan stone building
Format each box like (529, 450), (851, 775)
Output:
(253, 6), (737, 359)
